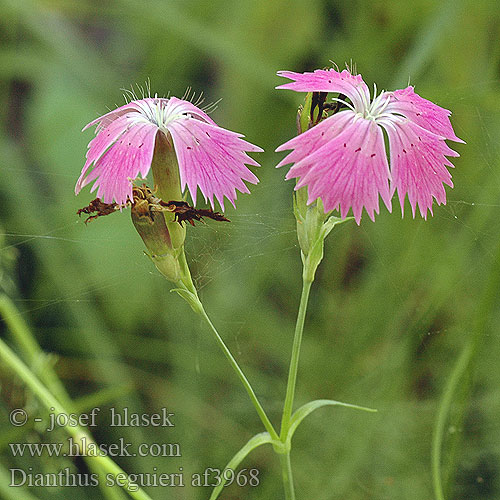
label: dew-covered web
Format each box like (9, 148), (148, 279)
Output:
(185, 205), (297, 293)
(0, 86), (498, 333)
(353, 85), (500, 352)
(0, 183), (298, 318)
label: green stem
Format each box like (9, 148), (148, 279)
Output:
(279, 451), (296, 500)
(431, 341), (473, 500)
(280, 277), (313, 437)
(432, 240), (500, 500)
(196, 302), (279, 441)
(0, 294), (72, 408)
(0, 294), (127, 500)
(0, 337), (153, 500)
(0, 295), (39, 362)
(174, 252), (279, 441)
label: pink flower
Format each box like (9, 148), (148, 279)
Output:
(276, 68), (464, 223)
(76, 96), (262, 208)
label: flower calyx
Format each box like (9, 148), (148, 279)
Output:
(293, 91), (353, 281)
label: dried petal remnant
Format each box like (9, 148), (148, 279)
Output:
(161, 200), (230, 226)
(78, 185), (230, 228)
(77, 198), (119, 224)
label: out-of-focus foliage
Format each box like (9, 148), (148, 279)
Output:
(1, 0), (500, 498)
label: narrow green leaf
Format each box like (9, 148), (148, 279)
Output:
(286, 399), (376, 446)
(321, 215), (353, 239)
(73, 384), (133, 414)
(299, 92), (313, 133)
(209, 432), (273, 500)
(170, 288), (202, 313)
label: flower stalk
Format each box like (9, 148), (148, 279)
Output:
(277, 95), (326, 498)
(276, 93), (357, 498)
(172, 260), (279, 441)
(280, 277), (313, 437)
(194, 297), (279, 441)
(279, 452), (296, 500)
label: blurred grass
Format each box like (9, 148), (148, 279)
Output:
(1, 0), (500, 499)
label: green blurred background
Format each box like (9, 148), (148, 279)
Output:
(1, 0), (499, 498)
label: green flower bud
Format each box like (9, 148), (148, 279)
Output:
(130, 186), (182, 283)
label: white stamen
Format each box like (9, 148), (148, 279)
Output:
(330, 96), (355, 113)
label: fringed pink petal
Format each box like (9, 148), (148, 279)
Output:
(79, 96), (261, 208)
(276, 69), (371, 111)
(78, 121), (158, 205)
(384, 87), (464, 143)
(380, 116), (458, 218)
(276, 110), (355, 166)
(77, 114), (138, 192)
(163, 96), (217, 125)
(283, 113), (391, 224)
(82, 101), (144, 132)
(166, 116), (261, 209)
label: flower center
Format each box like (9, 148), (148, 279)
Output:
(134, 98), (189, 132)
(362, 89), (390, 121)
(353, 84), (390, 121)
